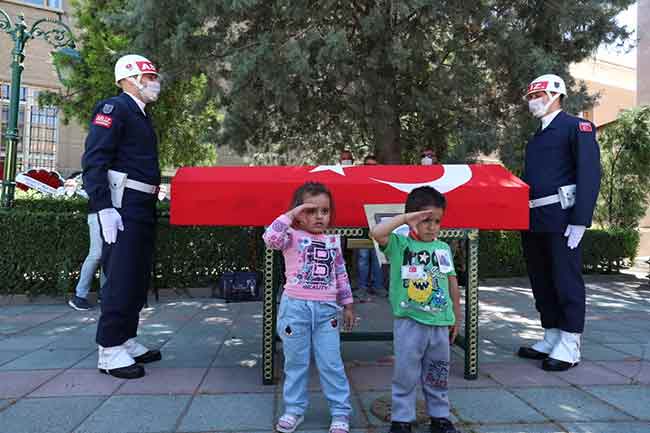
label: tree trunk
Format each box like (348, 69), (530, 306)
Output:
(373, 108), (401, 164)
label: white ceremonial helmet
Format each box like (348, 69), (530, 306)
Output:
(114, 54), (159, 86)
(523, 74), (567, 101)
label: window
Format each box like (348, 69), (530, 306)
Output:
(28, 107), (58, 169)
(31, 107), (58, 128)
(0, 105), (26, 125)
(16, 0), (62, 9)
(1, 105), (27, 167)
(1, 84), (27, 102)
(1, 86), (59, 172)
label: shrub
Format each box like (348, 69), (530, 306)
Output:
(0, 199), (639, 296)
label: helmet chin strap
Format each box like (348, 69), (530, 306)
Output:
(542, 91), (561, 116)
(126, 76), (146, 98)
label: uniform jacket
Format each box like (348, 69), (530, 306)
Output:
(523, 111), (601, 232)
(82, 93), (160, 223)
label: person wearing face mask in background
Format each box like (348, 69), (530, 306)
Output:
(82, 54), (163, 379)
(517, 74), (600, 372)
(339, 150), (354, 166)
(421, 149), (437, 166)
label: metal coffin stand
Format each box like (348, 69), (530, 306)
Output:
(261, 227), (479, 385)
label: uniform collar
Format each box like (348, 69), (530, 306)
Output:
(123, 91), (147, 115)
(541, 109), (562, 130)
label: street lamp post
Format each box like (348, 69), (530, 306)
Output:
(0, 9), (75, 208)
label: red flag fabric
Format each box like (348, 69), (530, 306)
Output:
(170, 164), (529, 230)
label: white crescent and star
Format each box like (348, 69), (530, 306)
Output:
(370, 165), (473, 193)
(308, 164), (473, 193)
(309, 164), (359, 176)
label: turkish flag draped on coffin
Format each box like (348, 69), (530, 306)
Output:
(170, 164), (529, 230)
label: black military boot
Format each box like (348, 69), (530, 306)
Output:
(430, 417), (458, 433)
(388, 421), (412, 433)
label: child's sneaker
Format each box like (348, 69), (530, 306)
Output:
(430, 417), (457, 433)
(388, 421), (412, 433)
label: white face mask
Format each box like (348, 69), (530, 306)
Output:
(528, 97), (547, 118)
(340, 159), (353, 166)
(129, 77), (161, 103)
(421, 157), (433, 166)
(528, 93), (559, 119)
(140, 80), (161, 103)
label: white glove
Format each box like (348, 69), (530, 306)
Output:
(98, 208), (124, 244)
(564, 225), (586, 249)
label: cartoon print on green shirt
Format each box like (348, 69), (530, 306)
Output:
(401, 247), (448, 312)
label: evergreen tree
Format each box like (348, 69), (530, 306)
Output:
(120, 0), (634, 166)
(41, 0), (220, 167)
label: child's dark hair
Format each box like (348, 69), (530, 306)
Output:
(405, 186), (446, 213)
(289, 181), (335, 221)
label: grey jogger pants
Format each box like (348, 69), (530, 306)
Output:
(392, 318), (451, 422)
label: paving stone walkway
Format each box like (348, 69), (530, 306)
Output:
(1, 274), (649, 433)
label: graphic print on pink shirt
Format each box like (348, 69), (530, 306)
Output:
(296, 238), (336, 291)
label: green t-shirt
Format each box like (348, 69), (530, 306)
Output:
(381, 233), (456, 326)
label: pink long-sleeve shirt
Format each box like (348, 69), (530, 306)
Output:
(263, 214), (353, 305)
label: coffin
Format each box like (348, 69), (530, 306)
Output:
(170, 164), (529, 230)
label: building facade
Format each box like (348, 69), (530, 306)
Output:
(637, 0), (650, 256)
(638, 0), (649, 105)
(570, 58), (636, 127)
(1, 0), (85, 177)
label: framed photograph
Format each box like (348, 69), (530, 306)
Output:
(363, 204), (408, 264)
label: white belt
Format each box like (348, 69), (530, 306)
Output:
(529, 194), (560, 208)
(125, 178), (159, 195)
(529, 184), (576, 209)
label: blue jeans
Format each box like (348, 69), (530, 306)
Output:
(357, 248), (384, 290)
(277, 295), (352, 418)
(74, 213), (106, 299)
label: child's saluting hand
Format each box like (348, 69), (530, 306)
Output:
(405, 208), (442, 242)
(404, 209), (435, 227)
(285, 197), (331, 235)
(286, 202), (317, 219)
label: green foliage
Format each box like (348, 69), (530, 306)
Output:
(39, 0), (128, 122)
(117, 0), (633, 166)
(479, 229), (639, 278)
(594, 105), (650, 229)
(478, 231), (528, 278)
(39, 0), (220, 168)
(152, 75), (222, 167)
(580, 227), (640, 273)
(0, 200), (262, 296)
(11, 195), (88, 213)
(0, 199), (639, 297)
(0, 210), (88, 297)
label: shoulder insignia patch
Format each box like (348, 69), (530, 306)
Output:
(579, 122), (593, 132)
(92, 114), (113, 128)
(102, 104), (114, 114)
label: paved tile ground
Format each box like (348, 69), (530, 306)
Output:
(1, 274), (649, 432)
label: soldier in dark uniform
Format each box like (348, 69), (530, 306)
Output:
(82, 54), (163, 379)
(517, 74), (601, 371)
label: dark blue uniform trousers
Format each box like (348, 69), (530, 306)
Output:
(521, 232), (585, 334)
(96, 219), (155, 347)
